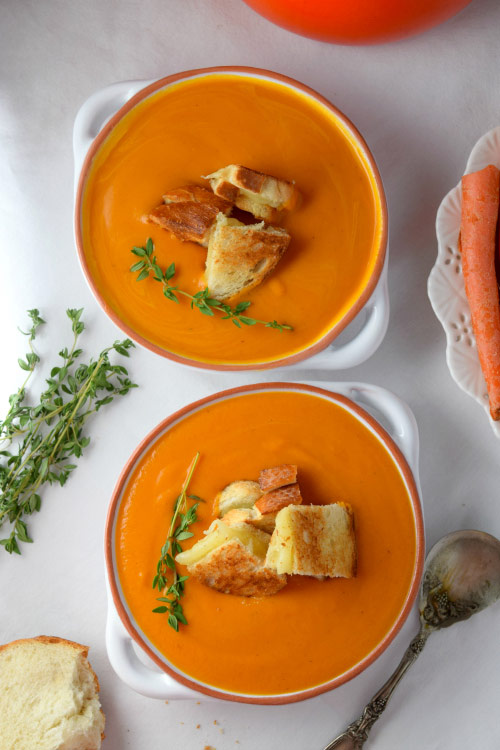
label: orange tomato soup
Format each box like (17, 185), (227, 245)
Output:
(81, 74), (384, 366)
(115, 390), (418, 696)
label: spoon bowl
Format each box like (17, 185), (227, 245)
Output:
(420, 530), (500, 629)
(324, 529), (500, 750)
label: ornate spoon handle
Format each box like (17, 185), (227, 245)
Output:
(323, 628), (430, 750)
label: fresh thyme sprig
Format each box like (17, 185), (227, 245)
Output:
(0, 308), (137, 555)
(130, 238), (293, 332)
(152, 452), (203, 632)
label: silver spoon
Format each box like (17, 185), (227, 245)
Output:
(324, 529), (500, 750)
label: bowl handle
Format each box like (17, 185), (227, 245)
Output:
(106, 600), (204, 700)
(300, 257), (389, 371)
(346, 383), (419, 477)
(73, 79), (153, 189)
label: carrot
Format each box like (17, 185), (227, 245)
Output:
(460, 164), (500, 420)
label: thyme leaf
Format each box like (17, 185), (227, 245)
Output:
(131, 240), (293, 332)
(152, 452), (203, 632)
(0, 308), (138, 555)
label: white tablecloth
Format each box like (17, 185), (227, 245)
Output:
(1, 1), (500, 747)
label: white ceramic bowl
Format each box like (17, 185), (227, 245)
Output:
(73, 70), (389, 372)
(428, 126), (500, 438)
(105, 380), (424, 704)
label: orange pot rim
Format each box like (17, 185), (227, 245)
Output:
(74, 66), (388, 371)
(105, 382), (424, 704)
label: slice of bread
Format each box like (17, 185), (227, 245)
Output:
(148, 184), (232, 247)
(176, 519), (285, 596)
(259, 464), (298, 492)
(205, 213), (290, 301)
(204, 165), (299, 222)
(215, 479), (262, 517)
(0, 636), (105, 750)
(266, 503), (356, 578)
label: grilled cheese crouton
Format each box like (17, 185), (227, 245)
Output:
(215, 480), (262, 517)
(176, 520), (285, 596)
(255, 483), (302, 515)
(221, 507), (277, 534)
(266, 504), (356, 578)
(204, 165), (299, 222)
(0, 636), (105, 750)
(189, 539), (286, 596)
(223, 482), (302, 534)
(259, 464), (298, 492)
(206, 213), (290, 301)
(162, 184), (232, 212)
(148, 185), (232, 247)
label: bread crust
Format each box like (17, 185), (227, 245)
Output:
(205, 165), (299, 221)
(266, 504), (356, 578)
(188, 538), (286, 596)
(206, 214), (290, 301)
(255, 483), (302, 515)
(148, 202), (219, 246)
(148, 184), (232, 246)
(259, 464), (298, 492)
(0, 635), (105, 746)
(162, 184), (232, 213)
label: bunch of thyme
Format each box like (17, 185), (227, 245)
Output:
(131, 239), (293, 332)
(152, 452), (203, 631)
(0, 308), (137, 555)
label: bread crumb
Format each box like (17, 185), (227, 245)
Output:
(165, 700), (169, 704)
(204, 746), (216, 750)
(196, 724), (201, 729)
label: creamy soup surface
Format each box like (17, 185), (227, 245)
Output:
(82, 74), (383, 365)
(115, 390), (418, 696)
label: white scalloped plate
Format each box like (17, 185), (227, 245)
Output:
(428, 126), (500, 438)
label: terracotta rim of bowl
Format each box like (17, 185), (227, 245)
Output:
(75, 66), (388, 371)
(105, 382), (424, 704)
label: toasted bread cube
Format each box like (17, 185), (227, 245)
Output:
(148, 184), (232, 247)
(266, 504), (356, 578)
(259, 464), (298, 492)
(204, 165), (299, 222)
(255, 483), (302, 515)
(205, 213), (290, 301)
(215, 480), (262, 517)
(176, 520), (285, 596)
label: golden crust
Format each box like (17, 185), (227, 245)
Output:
(266, 503), (357, 578)
(148, 184), (232, 246)
(162, 184), (232, 213)
(206, 214), (290, 301)
(255, 483), (302, 515)
(259, 464), (298, 492)
(148, 202), (219, 246)
(188, 538), (286, 596)
(205, 165), (299, 221)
